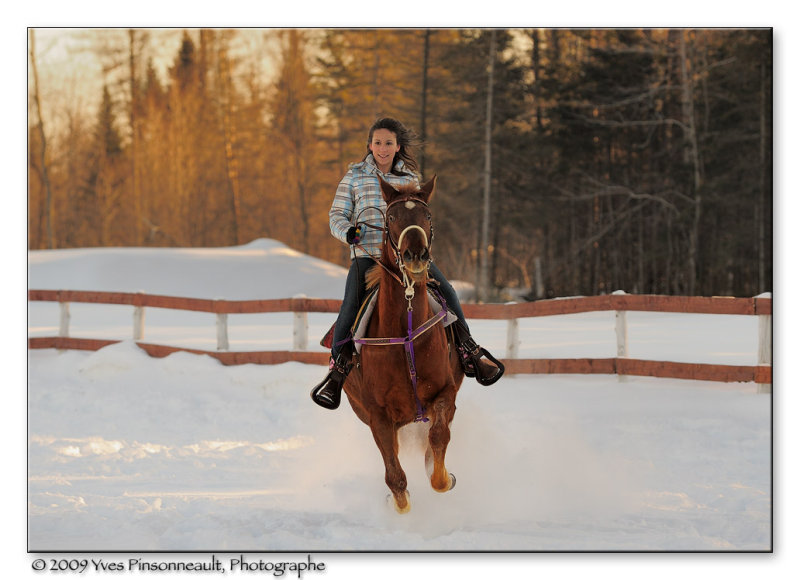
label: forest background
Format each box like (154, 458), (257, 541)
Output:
(27, 28), (772, 300)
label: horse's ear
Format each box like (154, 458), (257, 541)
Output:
(378, 176), (399, 203)
(419, 175), (437, 203)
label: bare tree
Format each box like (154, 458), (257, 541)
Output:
(215, 31), (243, 246)
(419, 29), (431, 177)
(272, 30), (318, 254)
(477, 29), (496, 302)
(29, 30), (56, 249)
(678, 30), (703, 296)
(758, 35), (772, 293)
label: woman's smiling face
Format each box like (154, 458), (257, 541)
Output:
(369, 128), (401, 173)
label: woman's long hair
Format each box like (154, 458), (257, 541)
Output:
(363, 117), (422, 175)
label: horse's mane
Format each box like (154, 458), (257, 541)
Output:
(395, 183), (422, 196)
(365, 263), (382, 290)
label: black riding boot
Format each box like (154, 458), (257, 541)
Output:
(310, 345), (354, 410)
(452, 320), (504, 386)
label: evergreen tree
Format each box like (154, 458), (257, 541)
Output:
(83, 85), (127, 245)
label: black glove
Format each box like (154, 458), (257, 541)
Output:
(346, 224), (363, 245)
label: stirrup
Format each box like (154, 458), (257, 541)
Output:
(310, 353), (352, 410)
(452, 320), (504, 386)
(462, 347), (505, 386)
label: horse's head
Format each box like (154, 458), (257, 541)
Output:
(379, 175), (437, 284)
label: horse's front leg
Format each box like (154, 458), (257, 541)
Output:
(370, 418), (410, 513)
(425, 389), (457, 493)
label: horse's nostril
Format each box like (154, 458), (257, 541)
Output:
(403, 250), (413, 263)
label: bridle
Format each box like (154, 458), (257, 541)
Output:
(356, 196), (435, 306)
(385, 196), (434, 259)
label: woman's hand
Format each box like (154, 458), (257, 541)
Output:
(346, 225), (363, 245)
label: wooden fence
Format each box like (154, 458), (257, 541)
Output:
(27, 289), (772, 390)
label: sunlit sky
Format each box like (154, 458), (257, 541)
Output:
(30, 28), (187, 117)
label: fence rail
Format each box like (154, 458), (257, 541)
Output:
(28, 289), (772, 389)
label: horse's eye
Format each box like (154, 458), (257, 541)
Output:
(388, 214), (395, 223)
(426, 213), (432, 221)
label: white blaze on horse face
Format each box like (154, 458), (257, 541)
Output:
(405, 201), (416, 209)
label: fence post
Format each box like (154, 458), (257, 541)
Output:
(133, 292), (145, 341)
(293, 294), (308, 351)
(614, 291), (628, 382)
(506, 317), (519, 374)
(757, 310), (772, 394)
(215, 299), (229, 351)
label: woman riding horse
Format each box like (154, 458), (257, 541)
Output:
(343, 175), (461, 513)
(311, 117), (503, 411)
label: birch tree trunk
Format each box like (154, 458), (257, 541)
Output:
(531, 28), (543, 130)
(217, 36), (242, 246)
(29, 29), (56, 249)
(128, 30), (143, 245)
(478, 29), (496, 302)
(758, 37), (772, 293)
(419, 29), (431, 177)
(679, 31), (703, 295)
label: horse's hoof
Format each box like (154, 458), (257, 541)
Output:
(433, 472), (456, 493)
(386, 491), (411, 514)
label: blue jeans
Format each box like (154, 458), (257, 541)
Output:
(331, 258), (467, 357)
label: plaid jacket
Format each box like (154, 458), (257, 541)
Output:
(329, 154), (420, 258)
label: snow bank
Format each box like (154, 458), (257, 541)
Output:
(27, 239), (348, 300)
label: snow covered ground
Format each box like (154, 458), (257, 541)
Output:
(21, 240), (786, 576)
(26, 241), (771, 546)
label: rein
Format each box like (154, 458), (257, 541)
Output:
(350, 207), (404, 286)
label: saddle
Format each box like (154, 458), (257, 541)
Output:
(320, 283), (458, 351)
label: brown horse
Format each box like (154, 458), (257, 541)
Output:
(343, 175), (465, 514)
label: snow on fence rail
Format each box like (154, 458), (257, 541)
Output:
(27, 289), (772, 389)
